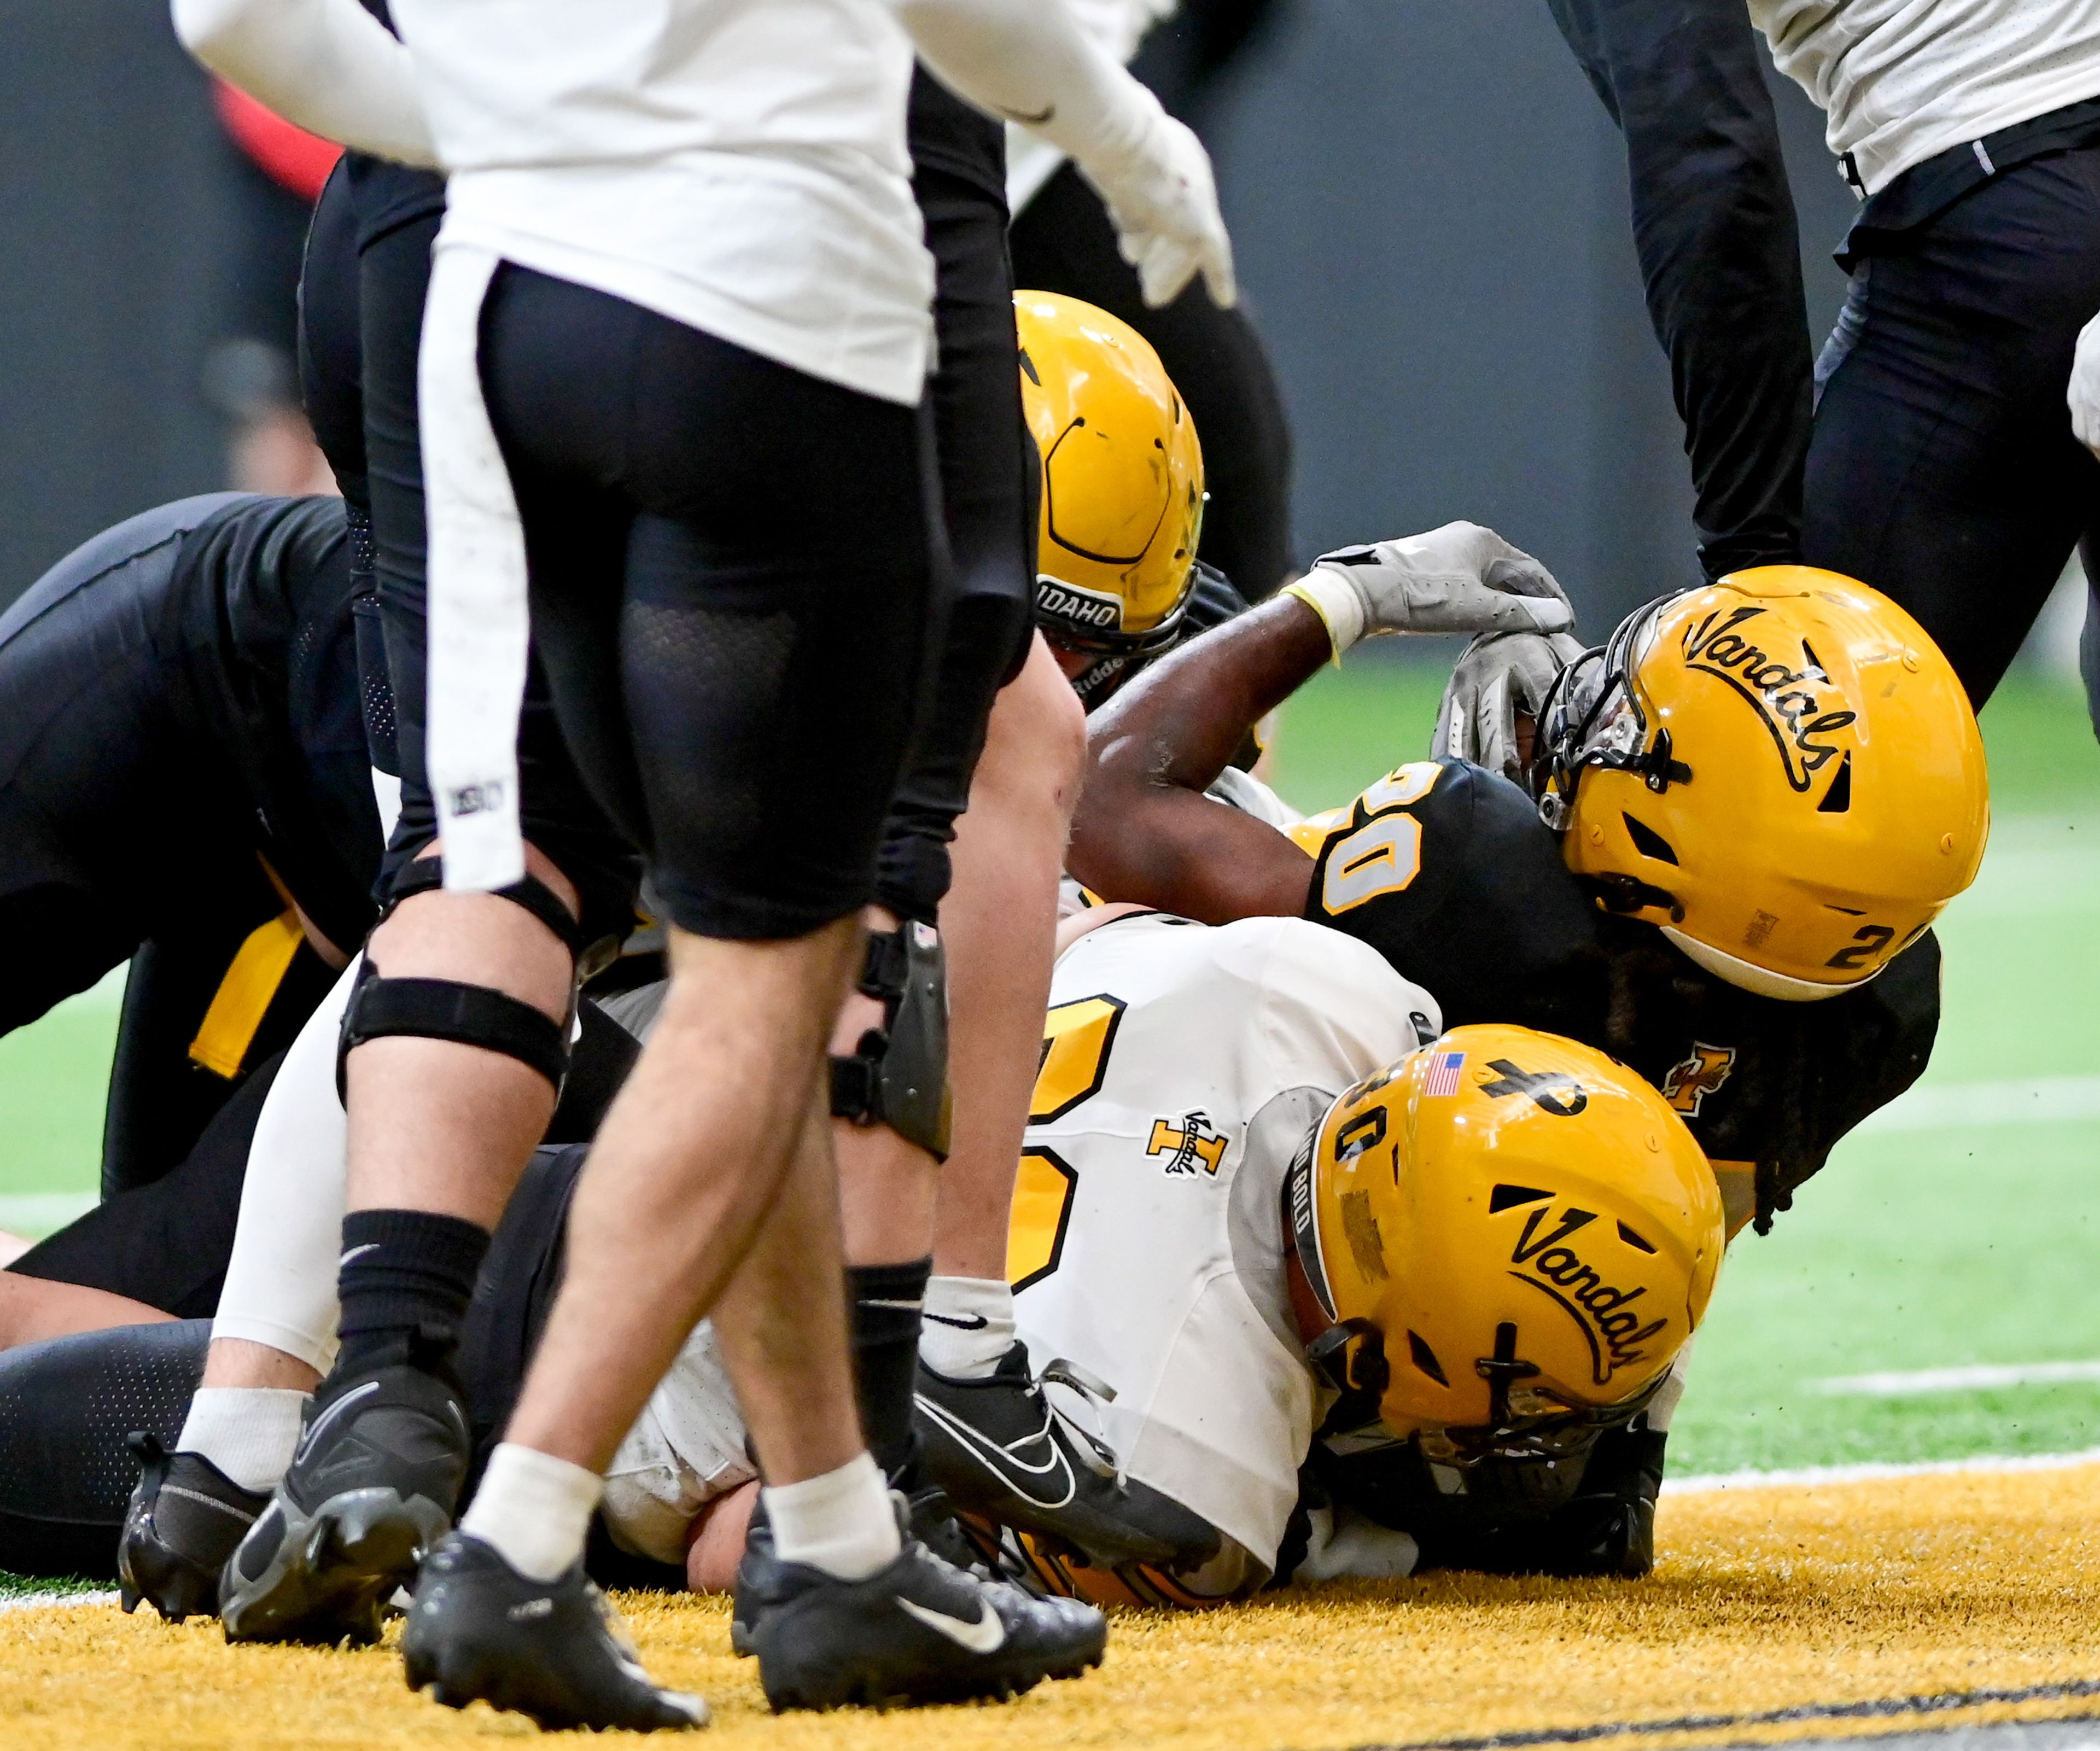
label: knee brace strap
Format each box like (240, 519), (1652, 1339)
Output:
(384, 860), (586, 959)
(338, 959), (570, 1097)
(829, 924), (952, 1159)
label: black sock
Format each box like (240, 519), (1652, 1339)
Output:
(334, 1208), (490, 1378)
(848, 1256), (932, 1485)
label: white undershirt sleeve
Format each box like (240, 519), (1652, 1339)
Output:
(209, 955), (359, 1375)
(170, 0), (439, 168)
(893, 0), (1158, 172)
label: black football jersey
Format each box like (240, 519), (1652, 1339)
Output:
(1298, 757), (1938, 1217)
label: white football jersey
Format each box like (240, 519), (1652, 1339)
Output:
(1013, 911), (1435, 1578)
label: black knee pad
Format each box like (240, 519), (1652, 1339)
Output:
(337, 865), (587, 1098)
(830, 924), (952, 1159)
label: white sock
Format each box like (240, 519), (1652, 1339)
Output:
(918, 1275), (1015, 1380)
(177, 1387), (308, 1494)
(458, 1443), (603, 1583)
(763, 1452), (901, 1581)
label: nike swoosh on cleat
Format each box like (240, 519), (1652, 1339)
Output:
(897, 1595), (1007, 1654)
(923, 1313), (989, 1330)
(914, 1396), (1077, 1511)
(291, 1380), (381, 1467)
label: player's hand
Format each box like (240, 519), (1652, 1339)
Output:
(2070, 310), (2100, 458)
(1433, 629), (1586, 786)
(1077, 103), (1236, 309)
(1301, 522), (1573, 646)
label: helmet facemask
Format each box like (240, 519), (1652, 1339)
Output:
(1535, 597), (1693, 834)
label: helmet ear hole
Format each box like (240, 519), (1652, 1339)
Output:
(1817, 751), (1853, 814)
(1407, 1330), (1449, 1386)
(1620, 813), (1679, 865)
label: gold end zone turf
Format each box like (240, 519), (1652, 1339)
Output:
(3, 1462), (2098, 1751)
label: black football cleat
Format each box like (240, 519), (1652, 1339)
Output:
(741, 1517), (1105, 1712)
(402, 1532), (708, 1732)
(729, 1480), (1025, 1657)
(219, 1341), (468, 1645)
(915, 1345), (1221, 1572)
(118, 1433), (269, 1624)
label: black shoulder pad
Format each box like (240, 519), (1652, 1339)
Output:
(1303, 759), (1607, 1034)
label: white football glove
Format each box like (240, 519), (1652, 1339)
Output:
(1285, 522), (1572, 658)
(1433, 629), (1586, 786)
(1077, 101), (1236, 309)
(2070, 308), (2100, 458)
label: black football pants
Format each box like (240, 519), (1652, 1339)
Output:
(1806, 144), (2100, 712)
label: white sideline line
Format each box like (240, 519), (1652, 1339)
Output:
(1819, 1360), (2100, 1397)
(0, 1192), (96, 1236)
(1664, 1448), (2100, 1495)
(0, 1590), (117, 1613)
(1854, 1074), (2100, 1134)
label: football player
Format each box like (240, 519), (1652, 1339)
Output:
(1016, 288), (1251, 713)
(1074, 551), (1986, 1236)
(170, 0), (1238, 1720)
(0, 492), (381, 1253)
(1001, 904), (1723, 1601)
(1066, 551), (1986, 1546)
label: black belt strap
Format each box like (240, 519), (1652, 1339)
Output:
(1838, 94), (2100, 270)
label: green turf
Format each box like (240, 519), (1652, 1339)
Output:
(0, 966), (121, 1220)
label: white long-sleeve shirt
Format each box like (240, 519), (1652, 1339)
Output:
(1008, 0), (1178, 213)
(1752, 0), (2100, 194)
(389, 0), (934, 405)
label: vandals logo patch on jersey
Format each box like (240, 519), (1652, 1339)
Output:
(1501, 1200), (1669, 1386)
(1147, 1111), (1227, 1176)
(1680, 604), (1857, 791)
(1661, 1042), (1735, 1116)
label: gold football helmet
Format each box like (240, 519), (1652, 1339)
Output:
(1015, 290), (1204, 655)
(1536, 568), (1988, 1000)
(1288, 1025), (1723, 1461)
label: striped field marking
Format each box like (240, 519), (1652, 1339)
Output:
(0, 1589), (114, 1614)
(1666, 1447), (2100, 1495)
(0, 1192), (95, 1236)
(1818, 1362), (2100, 1398)
(1855, 1075), (2100, 1135)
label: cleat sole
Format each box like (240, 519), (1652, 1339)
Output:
(222, 1487), (448, 1647)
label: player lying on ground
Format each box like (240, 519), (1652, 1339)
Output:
(990, 906), (1727, 1599)
(0, 912), (1724, 1604)
(1068, 550), (1989, 1540)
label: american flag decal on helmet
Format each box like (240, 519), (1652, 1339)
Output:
(1425, 1050), (1465, 1096)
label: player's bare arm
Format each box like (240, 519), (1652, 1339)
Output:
(1074, 520), (1572, 917)
(1072, 593), (1325, 920)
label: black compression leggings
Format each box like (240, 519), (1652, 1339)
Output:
(0, 1320), (208, 1579)
(876, 81), (1039, 924)
(478, 268), (936, 940)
